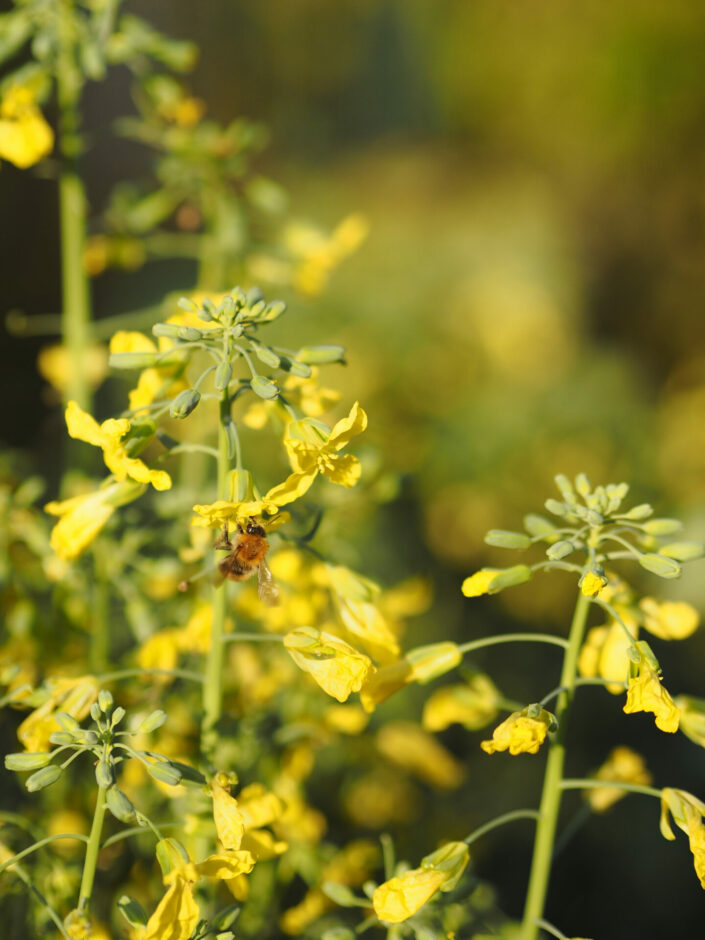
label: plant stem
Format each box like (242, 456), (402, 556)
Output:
(560, 779), (663, 800)
(91, 547), (109, 673)
(458, 633), (569, 656)
(464, 809), (540, 847)
(201, 383), (232, 760)
(78, 785), (107, 911)
(57, 0), (92, 412)
(520, 592), (591, 940)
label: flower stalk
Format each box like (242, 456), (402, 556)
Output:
(520, 591), (591, 940)
(78, 784), (107, 911)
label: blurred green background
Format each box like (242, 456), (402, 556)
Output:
(3, 1), (705, 936)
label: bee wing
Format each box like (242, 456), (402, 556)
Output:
(257, 559), (280, 607)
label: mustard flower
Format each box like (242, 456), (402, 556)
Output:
(284, 213), (369, 297)
(191, 495), (284, 529)
(0, 85), (53, 168)
(675, 696), (705, 749)
(373, 841), (469, 924)
(584, 746), (652, 813)
(45, 480), (144, 561)
(422, 675), (501, 732)
(65, 401), (171, 490)
(266, 402), (367, 506)
(579, 569), (608, 598)
(578, 616), (637, 693)
(38, 343), (108, 397)
(109, 330), (187, 412)
(660, 788), (705, 889)
(17, 676), (99, 752)
(359, 643), (462, 712)
(284, 627), (375, 702)
(623, 648), (680, 733)
(461, 569), (499, 597)
(375, 721), (465, 789)
(639, 597), (700, 640)
(481, 706), (555, 756)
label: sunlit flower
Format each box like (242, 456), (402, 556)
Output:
(211, 777), (245, 851)
(191, 495), (283, 529)
(17, 676), (99, 752)
(584, 747), (652, 813)
(373, 841), (469, 924)
(623, 648), (680, 733)
(284, 627), (375, 702)
(45, 480), (144, 561)
(481, 706), (555, 756)
(579, 570), (608, 598)
(335, 596), (400, 663)
(376, 721), (465, 789)
(0, 85), (53, 168)
(109, 330), (188, 412)
(65, 401), (171, 490)
(422, 675), (501, 732)
(359, 643), (463, 712)
(266, 402), (367, 506)
(660, 788), (705, 889)
(639, 598), (700, 640)
(578, 616), (637, 693)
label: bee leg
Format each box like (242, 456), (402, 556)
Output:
(214, 524), (233, 551)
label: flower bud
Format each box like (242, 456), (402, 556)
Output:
(152, 323), (183, 338)
(170, 388), (201, 419)
(261, 300), (286, 321)
(56, 712), (81, 733)
(5, 752), (53, 771)
(106, 787), (137, 823)
(523, 513), (557, 538)
(49, 732), (76, 746)
(253, 344), (280, 369)
(147, 760), (183, 786)
(638, 554), (681, 579)
(177, 297), (198, 313)
(26, 764), (63, 792)
(96, 757), (114, 788)
(117, 895), (148, 929)
(98, 690), (114, 713)
(658, 542), (704, 562)
(406, 643), (462, 684)
(620, 503), (653, 520)
(251, 375), (279, 400)
(297, 344), (346, 364)
(214, 361), (233, 391)
(109, 352), (159, 370)
(643, 518), (682, 536)
(156, 838), (189, 877)
(137, 709), (168, 734)
(177, 326), (203, 341)
(484, 530), (531, 550)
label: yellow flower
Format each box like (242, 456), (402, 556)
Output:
(422, 675), (501, 732)
(0, 85), (53, 168)
(376, 721), (465, 789)
(65, 401), (171, 490)
(191, 496), (282, 529)
(584, 747), (652, 813)
(579, 570), (608, 598)
(639, 598), (700, 640)
(335, 596), (400, 663)
(623, 649), (680, 733)
(481, 707), (555, 756)
(323, 704), (370, 735)
(17, 676), (99, 752)
(578, 616), (637, 693)
(675, 696), (705, 748)
(211, 777), (245, 850)
(45, 480), (144, 561)
(284, 627), (375, 702)
(359, 643), (463, 713)
(109, 330), (188, 412)
(48, 810), (89, 858)
(660, 788), (705, 889)
(38, 344), (108, 397)
(266, 402), (367, 506)
(461, 569), (499, 597)
(373, 841), (469, 924)
(286, 213), (369, 297)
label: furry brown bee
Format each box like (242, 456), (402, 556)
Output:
(215, 520), (279, 606)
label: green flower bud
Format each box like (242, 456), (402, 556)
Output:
(574, 505), (604, 526)
(523, 514), (557, 538)
(642, 518), (682, 536)
(147, 760), (182, 786)
(177, 326), (203, 341)
(230, 287), (247, 308)
(219, 296), (236, 321)
(117, 895), (148, 929)
(106, 787), (136, 824)
(211, 904), (241, 931)
(48, 732), (76, 746)
(108, 352), (159, 370)
(214, 361), (233, 391)
(26, 764), (63, 792)
(545, 498), (568, 517)
(5, 752), (53, 772)
(251, 375), (279, 400)
(137, 710), (168, 734)
(638, 553), (682, 579)
(75, 730), (99, 746)
(177, 297), (198, 313)
(488, 564), (532, 592)
(96, 758), (114, 789)
(297, 344), (346, 364)
(250, 300), (267, 318)
(620, 503), (653, 520)
(253, 344), (280, 369)
(554, 474), (577, 504)
(90, 703), (102, 722)
(223, 417), (239, 462)
(246, 287), (264, 307)
(484, 530), (531, 550)
(546, 540), (575, 560)
(98, 690), (114, 713)
(406, 642), (462, 684)
(156, 838), (189, 877)
(281, 357), (313, 378)
(658, 542), (705, 562)
(56, 712), (81, 733)
(152, 323), (182, 338)
(170, 388), (201, 418)
(262, 300), (286, 321)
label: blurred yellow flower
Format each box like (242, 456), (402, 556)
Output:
(660, 788), (705, 889)
(376, 721), (465, 789)
(38, 344), (108, 397)
(266, 402), (367, 506)
(284, 627), (375, 702)
(191, 495), (283, 528)
(336, 596), (400, 663)
(461, 569), (499, 597)
(481, 707), (554, 756)
(359, 643), (462, 713)
(623, 652), (680, 733)
(286, 213), (369, 296)
(109, 330), (188, 412)
(45, 480), (144, 561)
(48, 809), (89, 858)
(360, 660), (412, 713)
(65, 401), (171, 490)
(579, 570), (608, 598)
(675, 696), (705, 749)
(323, 704), (370, 734)
(583, 747), (652, 813)
(0, 85), (53, 168)
(578, 617), (636, 693)
(17, 676), (98, 752)
(343, 769), (419, 828)
(639, 598), (699, 640)
(373, 841), (469, 924)
(211, 777), (245, 851)
(422, 675), (501, 732)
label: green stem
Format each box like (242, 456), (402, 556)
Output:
(201, 381), (232, 760)
(78, 786), (107, 911)
(458, 634), (569, 656)
(90, 547), (109, 673)
(0, 833), (90, 875)
(560, 779), (663, 800)
(464, 809), (540, 847)
(520, 592), (591, 940)
(57, 0), (91, 412)
(1, 857), (72, 939)
(221, 633), (284, 644)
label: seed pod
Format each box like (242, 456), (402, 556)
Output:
(638, 554), (682, 579)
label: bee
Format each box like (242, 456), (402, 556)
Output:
(214, 519), (279, 606)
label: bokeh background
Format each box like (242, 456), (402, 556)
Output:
(3, 1), (705, 937)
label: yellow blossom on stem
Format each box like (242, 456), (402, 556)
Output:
(623, 647), (680, 733)
(0, 85), (53, 168)
(579, 569), (608, 598)
(376, 721), (465, 789)
(373, 841), (469, 924)
(38, 343), (108, 397)
(461, 569), (499, 597)
(480, 706), (555, 756)
(266, 402), (367, 506)
(660, 788), (705, 889)
(109, 331), (187, 412)
(584, 746), (652, 813)
(578, 615), (637, 693)
(65, 401), (171, 490)
(45, 480), (144, 561)
(17, 676), (99, 752)
(211, 777), (245, 851)
(284, 627), (375, 702)
(639, 597), (700, 640)
(422, 675), (501, 732)
(675, 696), (705, 749)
